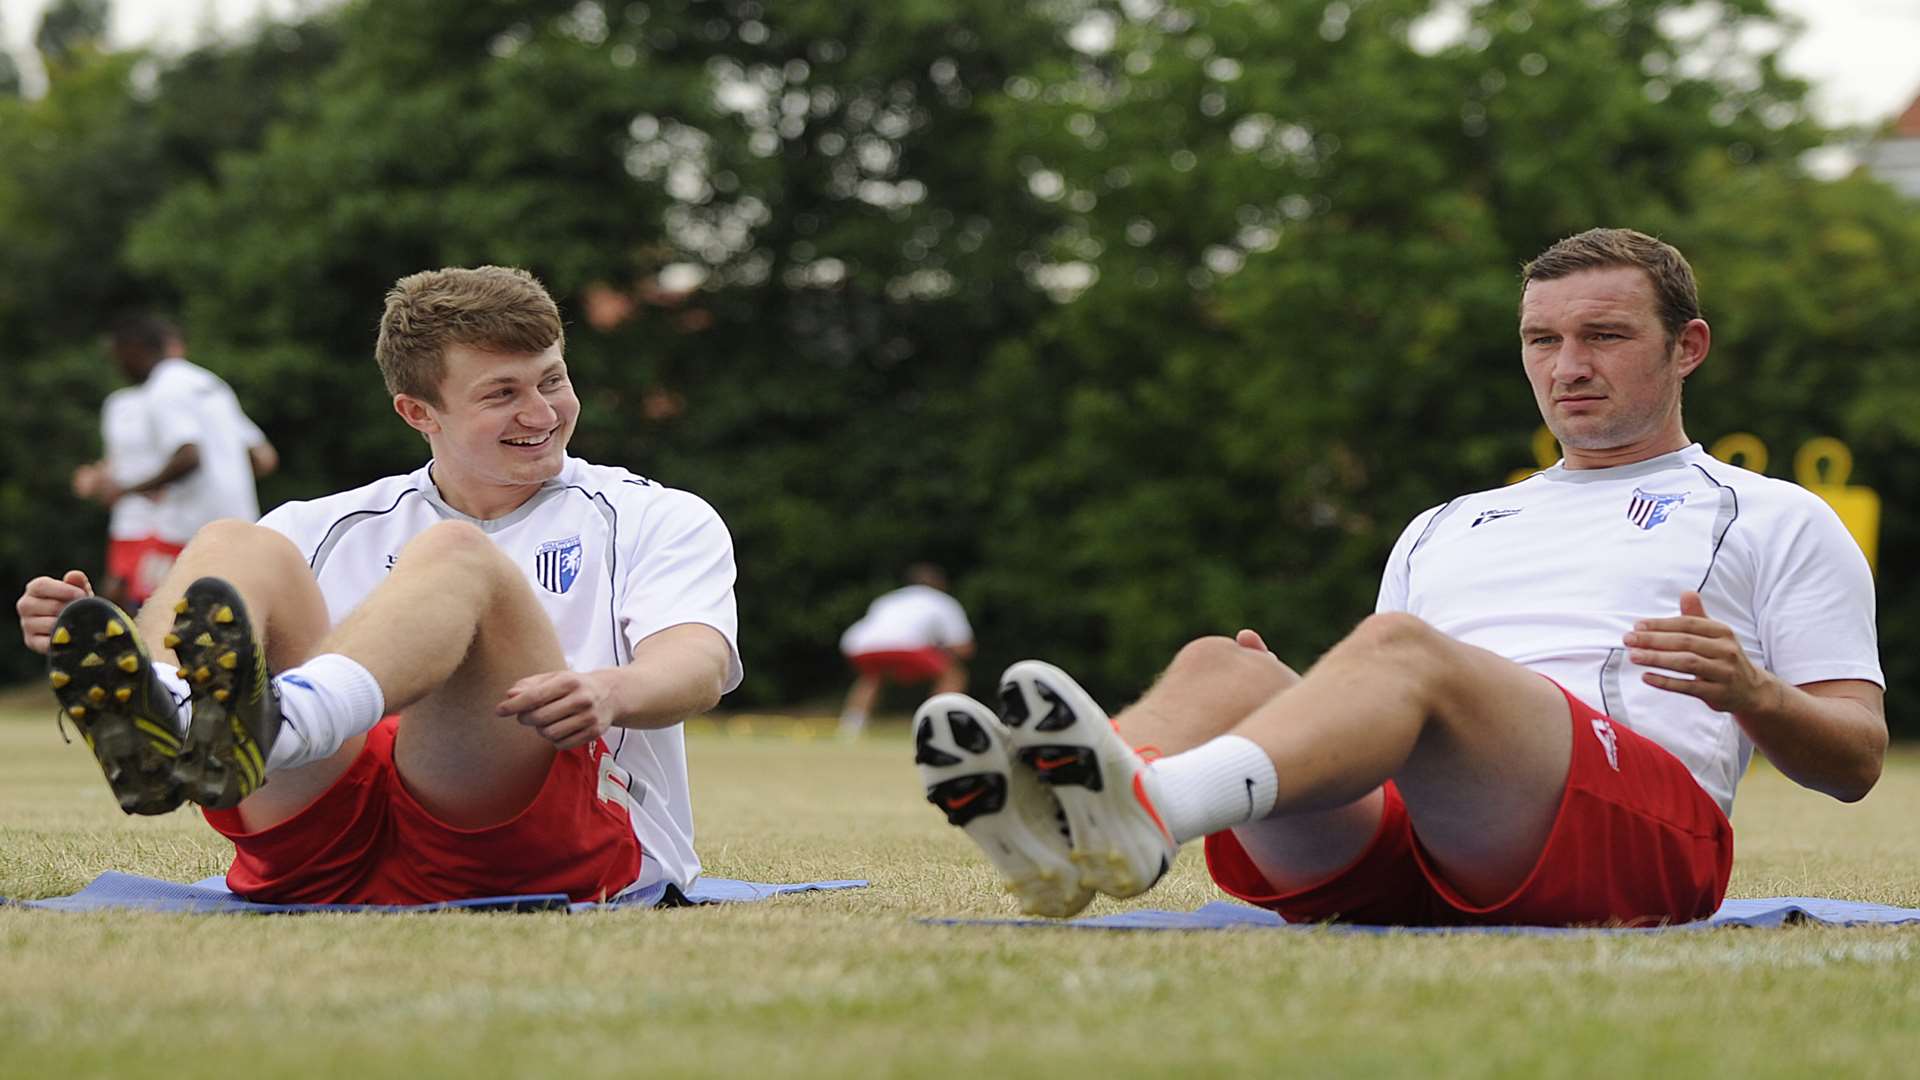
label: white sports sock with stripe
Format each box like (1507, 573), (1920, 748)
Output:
(1145, 735), (1280, 844)
(265, 653), (387, 772)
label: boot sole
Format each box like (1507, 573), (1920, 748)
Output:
(915, 693), (1094, 918)
(166, 578), (273, 809)
(47, 597), (183, 815)
(999, 661), (1174, 899)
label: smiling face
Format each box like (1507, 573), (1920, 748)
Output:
(394, 341), (579, 518)
(1519, 266), (1710, 469)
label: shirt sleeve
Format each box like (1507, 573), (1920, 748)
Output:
(254, 499), (322, 562)
(1376, 505), (1443, 614)
(233, 404), (267, 448)
(618, 489), (743, 693)
(1752, 492), (1884, 688)
(937, 595), (973, 646)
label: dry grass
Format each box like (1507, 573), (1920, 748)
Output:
(2, 709), (1918, 1078)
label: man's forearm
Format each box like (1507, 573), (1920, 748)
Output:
(603, 626), (731, 730)
(1736, 678), (1887, 802)
(123, 444), (202, 496)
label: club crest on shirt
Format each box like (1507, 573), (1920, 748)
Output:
(535, 535), (584, 594)
(1627, 489), (1687, 531)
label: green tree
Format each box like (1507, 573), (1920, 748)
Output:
(955, 0), (1852, 700)
(0, 14), (345, 684)
(7, 0), (1918, 735)
(129, 0), (1071, 702)
(34, 0), (110, 76)
(0, 14), (23, 97)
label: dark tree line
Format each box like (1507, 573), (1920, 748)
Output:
(4, 0), (1917, 731)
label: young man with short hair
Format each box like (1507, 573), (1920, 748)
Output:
(19, 266), (739, 903)
(917, 229), (1885, 924)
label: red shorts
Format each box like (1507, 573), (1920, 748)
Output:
(105, 536), (183, 605)
(1205, 682), (1734, 926)
(849, 647), (950, 682)
(203, 717), (643, 904)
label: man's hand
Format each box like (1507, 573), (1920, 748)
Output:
(1234, 628), (1271, 653)
(17, 571), (93, 654)
(496, 669), (620, 750)
(1626, 591), (1782, 717)
(71, 462), (105, 500)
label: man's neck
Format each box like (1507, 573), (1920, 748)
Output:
(1561, 432), (1691, 470)
(426, 465), (545, 521)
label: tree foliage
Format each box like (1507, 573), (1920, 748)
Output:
(3, 0), (1918, 733)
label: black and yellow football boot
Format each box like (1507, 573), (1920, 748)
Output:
(166, 577), (281, 809)
(46, 596), (187, 815)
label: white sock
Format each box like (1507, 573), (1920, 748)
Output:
(266, 653), (386, 772)
(1144, 735), (1280, 844)
(838, 710), (867, 735)
(152, 661), (192, 736)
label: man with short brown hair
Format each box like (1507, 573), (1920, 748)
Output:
(20, 266), (740, 903)
(916, 228), (1885, 925)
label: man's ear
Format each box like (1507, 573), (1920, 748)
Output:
(1675, 318), (1711, 379)
(393, 394), (440, 437)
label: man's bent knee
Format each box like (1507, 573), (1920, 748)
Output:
(393, 521), (508, 575)
(1168, 635), (1290, 683)
(1327, 613), (1461, 690)
(188, 518), (280, 551)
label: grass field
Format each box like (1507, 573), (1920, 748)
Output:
(3, 704), (1918, 1078)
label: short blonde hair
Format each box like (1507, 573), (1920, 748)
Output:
(375, 266), (565, 405)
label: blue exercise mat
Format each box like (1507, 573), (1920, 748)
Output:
(930, 896), (1920, 933)
(4, 871), (867, 914)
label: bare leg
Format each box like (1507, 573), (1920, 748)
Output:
(1113, 635), (1386, 889)
(931, 662), (967, 696)
(312, 521), (568, 829)
(135, 519), (348, 823)
(1227, 613), (1572, 905)
(840, 671), (880, 735)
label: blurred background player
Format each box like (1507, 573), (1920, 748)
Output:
(838, 564), (973, 736)
(71, 316), (277, 606)
(72, 383), (168, 609)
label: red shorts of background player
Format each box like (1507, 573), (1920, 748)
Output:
(849, 647), (950, 682)
(202, 717), (642, 904)
(1204, 681), (1733, 927)
(105, 536), (184, 605)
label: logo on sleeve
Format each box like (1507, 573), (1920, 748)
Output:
(1471, 508), (1523, 528)
(1627, 489), (1687, 530)
(535, 535), (584, 594)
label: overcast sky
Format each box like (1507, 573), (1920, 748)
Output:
(3, 0), (1917, 128)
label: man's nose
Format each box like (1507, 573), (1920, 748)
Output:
(520, 391), (558, 425)
(1551, 342), (1594, 384)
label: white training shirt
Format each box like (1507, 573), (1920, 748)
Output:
(840, 584), (973, 655)
(143, 357), (266, 542)
(101, 386), (164, 540)
(257, 456), (743, 894)
(1379, 444), (1881, 815)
